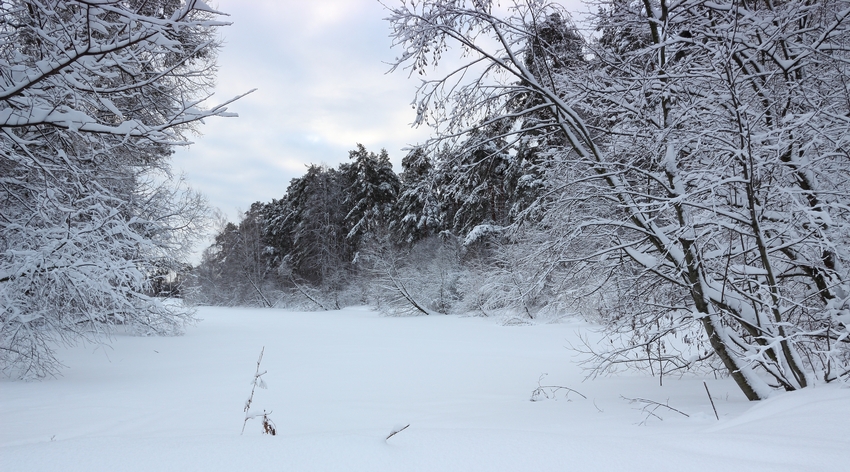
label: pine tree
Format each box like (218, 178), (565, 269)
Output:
(392, 147), (444, 243)
(286, 165), (353, 289)
(437, 128), (533, 236)
(344, 144), (401, 242)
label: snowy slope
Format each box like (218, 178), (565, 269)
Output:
(1, 306), (847, 471)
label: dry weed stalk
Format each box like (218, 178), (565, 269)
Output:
(530, 374), (587, 402)
(620, 395), (689, 426)
(242, 347), (275, 435)
(262, 411), (277, 436)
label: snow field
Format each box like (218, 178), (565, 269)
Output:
(2, 306), (847, 471)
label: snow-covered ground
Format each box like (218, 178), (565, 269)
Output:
(2, 307), (847, 471)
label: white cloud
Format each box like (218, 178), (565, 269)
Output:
(174, 0), (431, 226)
(173, 0), (588, 259)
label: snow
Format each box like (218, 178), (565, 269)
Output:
(624, 247), (658, 269)
(1, 306), (847, 471)
(190, 0), (226, 15)
(463, 224), (503, 246)
(730, 264), (769, 276)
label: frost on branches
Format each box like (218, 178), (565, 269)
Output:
(387, 0), (850, 399)
(0, 0), (248, 378)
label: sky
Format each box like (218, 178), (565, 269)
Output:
(172, 0), (432, 223)
(173, 0), (587, 256)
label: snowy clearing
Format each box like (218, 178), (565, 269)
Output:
(2, 306), (847, 471)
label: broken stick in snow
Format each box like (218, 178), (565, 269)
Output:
(704, 381), (719, 420)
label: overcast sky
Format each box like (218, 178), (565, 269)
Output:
(174, 0), (587, 257)
(173, 0), (431, 223)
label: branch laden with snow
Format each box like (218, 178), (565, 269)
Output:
(1, 0), (246, 378)
(387, 0), (850, 399)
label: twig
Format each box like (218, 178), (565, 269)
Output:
(593, 398), (604, 413)
(530, 373), (587, 401)
(621, 395), (689, 425)
(704, 381), (719, 420)
(386, 424), (410, 441)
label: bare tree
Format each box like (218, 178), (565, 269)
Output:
(360, 232), (463, 316)
(387, 0), (850, 398)
(1, 0), (249, 378)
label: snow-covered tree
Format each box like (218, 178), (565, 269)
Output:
(195, 204), (278, 307)
(192, 159), (369, 311)
(192, 221), (244, 306)
(345, 144), (401, 242)
(392, 146), (444, 243)
(387, 0), (850, 398)
(360, 231), (463, 316)
(1, 0), (246, 378)
(438, 127), (538, 234)
(261, 197), (295, 272)
(286, 164), (354, 297)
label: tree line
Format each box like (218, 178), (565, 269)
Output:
(189, 139), (548, 316)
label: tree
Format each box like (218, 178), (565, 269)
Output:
(437, 127), (537, 234)
(285, 164), (354, 302)
(387, 0), (850, 398)
(1, 0), (247, 378)
(191, 158), (375, 311)
(195, 221), (241, 305)
(345, 144), (401, 242)
(195, 204), (278, 307)
(360, 231), (463, 316)
(392, 146), (444, 243)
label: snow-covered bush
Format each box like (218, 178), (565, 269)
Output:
(361, 233), (465, 316)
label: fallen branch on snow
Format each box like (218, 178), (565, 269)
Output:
(386, 424), (410, 441)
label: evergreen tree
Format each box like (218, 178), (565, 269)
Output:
(286, 165), (353, 289)
(438, 128), (532, 235)
(345, 144), (401, 243)
(393, 147), (444, 243)
(260, 197), (295, 274)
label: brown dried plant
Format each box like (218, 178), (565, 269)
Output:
(242, 347), (275, 435)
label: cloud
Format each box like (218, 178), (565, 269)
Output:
(173, 0), (430, 226)
(174, 0), (588, 262)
